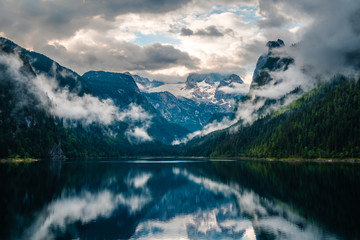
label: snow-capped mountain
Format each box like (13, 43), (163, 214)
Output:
(147, 73), (248, 109)
(184, 73), (248, 110)
(133, 73), (248, 131)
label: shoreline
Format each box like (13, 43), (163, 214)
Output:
(0, 158), (39, 163)
(220, 156), (360, 163)
(1, 156), (360, 164)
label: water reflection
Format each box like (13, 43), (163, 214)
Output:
(0, 160), (357, 239)
(131, 168), (337, 240)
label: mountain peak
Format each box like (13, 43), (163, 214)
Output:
(82, 71), (140, 96)
(226, 74), (243, 84)
(185, 73), (225, 89)
(266, 39), (285, 51)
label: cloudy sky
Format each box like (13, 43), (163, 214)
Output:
(0, 0), (359, 83)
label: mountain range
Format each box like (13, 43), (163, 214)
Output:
(0, 36), (359, 159)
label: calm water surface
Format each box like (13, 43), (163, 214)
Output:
(0, 159), (359, 240)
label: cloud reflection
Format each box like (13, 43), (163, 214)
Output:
(131, 167), (338, 240)
(24, 173), (153, 240)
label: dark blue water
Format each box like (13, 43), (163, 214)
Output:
(0, 159), (359, 239)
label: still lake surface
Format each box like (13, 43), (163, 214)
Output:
(0, 159), (359, 240)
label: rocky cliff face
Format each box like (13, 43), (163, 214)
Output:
(250, 39), (294, 91)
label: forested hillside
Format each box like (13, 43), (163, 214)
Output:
(184, 76), (360, 158)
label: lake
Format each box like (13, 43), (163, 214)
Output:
(0, 159), (359, 240)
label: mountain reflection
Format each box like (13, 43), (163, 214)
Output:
(1, 160), (340, 240)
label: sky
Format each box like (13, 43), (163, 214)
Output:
(0, 0), (359, 84)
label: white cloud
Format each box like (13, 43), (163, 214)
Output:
(118, 103), (152, 123)
(34, 74), (119, 125)
(217, 82), (250, 94)
(119, 103), (153, 143)
(172, 117), (234, 145)
(125, 126), (153, 144)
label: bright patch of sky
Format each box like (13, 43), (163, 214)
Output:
(237, 7), (262, 24)
(133, 32), (180, 46)
(208, 5), (262, 25)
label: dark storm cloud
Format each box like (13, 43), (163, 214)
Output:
(294, 0), (360, 73)
(180, 27), (194, 36)
(93, 0), (193, 17)
(142, 43), (199, 69)
(180, 26), (227, 37)
(42, 40), (199, 74)
(257, 0), (292, 29)
(196, 26), (224, 37)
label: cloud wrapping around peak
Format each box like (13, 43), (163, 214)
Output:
(217, 82), (250, 94)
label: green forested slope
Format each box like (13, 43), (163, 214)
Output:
(184, 76), (360, 158)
